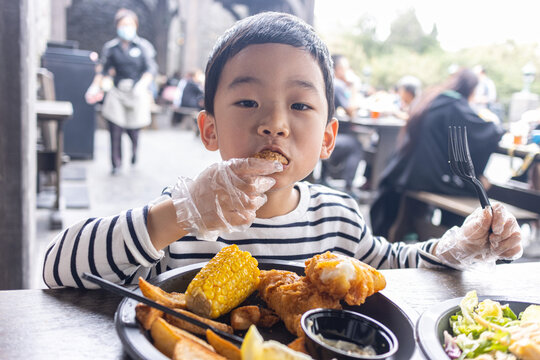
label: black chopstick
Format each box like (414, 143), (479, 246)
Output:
(82, 272), (243, 347)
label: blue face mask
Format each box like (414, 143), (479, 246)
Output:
(117, 25), (136, 41)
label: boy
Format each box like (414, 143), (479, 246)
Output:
(44, 12), (522, 289)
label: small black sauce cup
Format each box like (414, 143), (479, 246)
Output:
(301, 308), (399, 360)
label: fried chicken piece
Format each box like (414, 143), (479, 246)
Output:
(253, 150), (288, 165)
(305, 251), (386, 306)
(230, 305), (279, 331)
(258, 270), (341, 336)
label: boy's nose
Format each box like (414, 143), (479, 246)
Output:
(257, 108), (290, 137)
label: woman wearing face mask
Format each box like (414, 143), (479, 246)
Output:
(85, 8), (157, 175)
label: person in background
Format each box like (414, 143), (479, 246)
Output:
(393, 75), (421, 121)
(179, 69), (205, 109)
(319, 54), (364, 195)
(85, 8), (157, 175)
(370, 68), (504, 239)
(472, 65), (497, 110)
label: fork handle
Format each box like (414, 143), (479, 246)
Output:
(472, 179), (491, 209)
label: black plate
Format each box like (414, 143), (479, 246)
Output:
(115, 260), (419, 360)
(416, 296), (540, 359)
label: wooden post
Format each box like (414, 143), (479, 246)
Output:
(0, 0), (36, 289)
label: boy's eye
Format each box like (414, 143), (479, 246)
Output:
(291, 103), (311, 111)
(235, 100), (258, 108)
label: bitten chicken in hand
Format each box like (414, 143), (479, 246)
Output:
(258, 252), (386, 336)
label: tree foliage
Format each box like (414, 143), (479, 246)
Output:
(321, 8), (540, 118)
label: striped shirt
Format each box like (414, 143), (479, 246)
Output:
(42, 182), (448, 289)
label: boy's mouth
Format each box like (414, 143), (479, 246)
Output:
(252, 149), (289, 165)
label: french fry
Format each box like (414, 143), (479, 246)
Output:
(135, 303), (163, 330)
(165, 308), (233, 336)
(173, 337), (226, 360)
(139, 277), (187, 309)
(150, 317), (214, 358)
(288, 336), (309, 355)
(206, 329), (241, 360)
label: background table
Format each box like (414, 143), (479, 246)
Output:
(36, 99), (73, 229)
(1, 262), (539, 359)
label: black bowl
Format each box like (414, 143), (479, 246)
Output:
(301, 308), (399, 360)
(416, 296), (540, 359)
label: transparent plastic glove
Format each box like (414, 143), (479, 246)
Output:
(434, 203), (522, 269)
(171, 158), (283, 241)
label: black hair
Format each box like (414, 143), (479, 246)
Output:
(204, 12), (334, 122)
(400, 68), (479, 155)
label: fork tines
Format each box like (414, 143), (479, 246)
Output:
(448, 126), (491, 208)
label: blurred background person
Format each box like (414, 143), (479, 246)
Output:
(472, 65), (497, 110)
(370, 68), (504, 239)
(85, 8), (157, 175)
(174, 69), (204, 109)
(319, 54), (364, 196)
(392, 75), (422, 121)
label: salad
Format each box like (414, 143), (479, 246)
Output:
(443, 291), (540, 360)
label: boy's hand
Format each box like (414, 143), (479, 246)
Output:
(433, 203), (522, 268)
(171, 158), (283, 241)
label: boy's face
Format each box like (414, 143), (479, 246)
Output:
(199, 43), (337, 190)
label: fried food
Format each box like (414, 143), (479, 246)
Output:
(230, 305), (279, 331)
(206, 329), (242, 360)
(287, 337), (309, 355)
(304, 251), (386, 306)
(151, 317), (214, 358)
(257, 252), (386, 336)
(139, 277), (187, 309)
(253, 150), (288, 165)
(172, 337), (226, 360)
(258, 269), (342, 336)
(186, 244), (260, 319)
(135, 303), (163, 330)
(165, 308), (233, 336)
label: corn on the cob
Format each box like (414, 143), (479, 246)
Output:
(185, 244), (260, 319)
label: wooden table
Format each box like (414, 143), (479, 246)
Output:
(1, 262), (539, 359)
(36, 100), (73, 230)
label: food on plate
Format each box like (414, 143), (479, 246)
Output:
(230, 305), (280, 331)
(258, 270), (341, 336)
(444, 290), (540, 360)
(241, 325), (313, 360)
(139, 277), (187, 309)
(305, 251), (386, 306)
(136, 303), (164, 330)
(134, 249), (386, 359)
(253, 150), (289, 165)
(287, 337), (309, 355)
(165, 308), (233, 336)
(186, 244), (260, 319)
(172, 336), (226, 360)
(150, 317), (215, 358)
(258, 251), (386, 336)
(206, 329), (242, 360)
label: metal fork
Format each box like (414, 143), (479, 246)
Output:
(448, 126), (491, 208)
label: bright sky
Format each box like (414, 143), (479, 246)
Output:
(314, 0), (540, 51)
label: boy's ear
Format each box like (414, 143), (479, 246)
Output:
(198, 110), (219, 151)
(320, 118), (339, 159)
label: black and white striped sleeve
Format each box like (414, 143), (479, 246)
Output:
(42, 203), (164, 289)
(353, 224), (455, 270)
